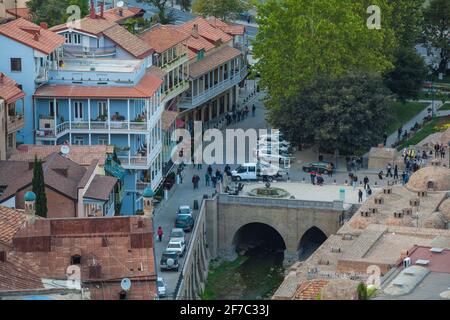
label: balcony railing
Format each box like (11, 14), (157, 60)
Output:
(161, 53), (189, 71)
(7, 115), (25, 132)
(163, 80), (190, 102)
(179, 68), (247, 109)
(63, 46), (117, 58)
(36, 66), (49, 83)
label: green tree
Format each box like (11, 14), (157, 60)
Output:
(32, 156), (48, 218)
(138, 0), (175, 24)
(274, 73), (393, 156)
(389, 0), (425, 48)
(357, 282), (368, 300)
(179, 0), (192, 12)
(423, 0), (450, 73)
(253, 0), (396, 112)
(27, 0), (89, 27)
(192, 0), (251, 21)
(384, 47), (428, 102)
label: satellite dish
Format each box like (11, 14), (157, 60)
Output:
(121, 278), (131, 291)
(117, 1), (124, 8)
(61, 145), (70, 156)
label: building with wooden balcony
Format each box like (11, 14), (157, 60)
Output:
(0, 73), (26, 160)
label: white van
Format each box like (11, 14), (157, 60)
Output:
(231, 163), (287, 182)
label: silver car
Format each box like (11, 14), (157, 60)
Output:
(157, 277), (167, 298)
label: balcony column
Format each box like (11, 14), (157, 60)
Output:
(196, 78), (200, 97)
(127, 99), (131, 130)
(107, 99), (111, 130)
(128, 134), (131, 164)
(53, 98), (57, 138)
(146, 132), (150, 165)
(68, 98), (72, 130)
(146, 99), (150, 131)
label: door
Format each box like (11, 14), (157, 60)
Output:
(74, 102), (83, 122)
(247, 166), (257, 180)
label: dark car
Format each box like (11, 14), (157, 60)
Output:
(175, 215), (194, 232)
(302, 162), (333, 174)
(160, 251), (180, 272)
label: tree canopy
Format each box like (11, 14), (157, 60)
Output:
(27, 0), (89, 27)
(270, 73), (393, 156)
(192, 0), (251, 21)
(253, 0), (397, 111)
(423, 0), (450, 73)
(32, 156), (48, 218)
(384, 47), (428, 102)
(138, 0), (176, 24)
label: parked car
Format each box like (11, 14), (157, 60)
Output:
(177, 205), (193, 218)
(160, 251), (179, 271)
(175, 214), (195, 232)
(166, 239), (186, 257)
(170, 228), (186, 246)
(157, 277), (167, 298)
(302, 161), (333, 174)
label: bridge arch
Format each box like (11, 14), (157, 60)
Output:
(298, 226), (328, 260)
(232, 222), (287, 255)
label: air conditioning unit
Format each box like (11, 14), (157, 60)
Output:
(415, 259), (430, 266)
(403, 257), (411, 268)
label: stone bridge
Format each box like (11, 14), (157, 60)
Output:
(175, 194), (354, 299)
(206, 194), (350, 265)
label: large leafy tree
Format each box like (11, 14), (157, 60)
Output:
(384, 47), (428, 102)
(423, 0), (450, 74)
(138, 0), (175, 24)
(274, 73), (393, 156)
(389, 0), (425, 48)
(32, 156), (48, 218)
(253, 0), (396, 113)
(27, 0), (89, 27)
(192, 0), (251, 21)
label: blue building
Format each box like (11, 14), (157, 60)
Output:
(0, 18), (65, 144)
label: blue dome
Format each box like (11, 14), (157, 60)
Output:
(142, 186), (155, 198)
(24, 191), (36, 201)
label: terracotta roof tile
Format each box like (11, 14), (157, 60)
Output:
(206, 17), (245, 36)
(179, 17), (232, 44)
(0, 73), (25, 103)
(9, 145), (114, 166)
(102, 7), (144, 23)
(293, 279), (329, 300)
(0, 206), (27, 246)
(0, 253), (44, 292)
(0, 18), (64, 55)
(189, 46), (242, 78)
(5, 8), (32, 20)
(139, 24), (189, 53)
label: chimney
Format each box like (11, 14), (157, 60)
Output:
(0, 251), (5, 263)
(100, 1), (104, 18)
(90, 0), (96, 19)
(118, 8), (123, 16)
(39, 22), (48, 30)
(0, 73), (4, 84)
(191, 24), (199, 38)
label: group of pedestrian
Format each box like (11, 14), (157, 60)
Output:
(434, 143), (447, 159)
(192, 174), (200, 189)
(309, 171), (324, 185)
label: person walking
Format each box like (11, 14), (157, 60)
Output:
(363, 176), (369, 189)
(211, 175), (217, 188)
(358, 189), (363, 203)
(207, 165), (213, 176)
(393, 165), (399, 180)
(205, 172), (210, 186)
(157, 226), (163, 242)
(252, 104), (256, 117)
(386, 163), (392, 178)
(310, 171), (316, 185)
(383, 132), (388, 146)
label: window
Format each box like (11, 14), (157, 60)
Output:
(70, 255), (81, 265)
(74, 136), (84, 145)
(98, 101), (107, 117)
(7, 103), (15, 117)
(98, 136), (108, 145)
(10, 58), (21, 72)
(65, 33), (81, 44)
(7, 133), (14, 149)
(73, 34), (81, 44)
(49, 101), (59, 117)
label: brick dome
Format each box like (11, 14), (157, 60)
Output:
(439, 199), (450, 220)
(423, 212), (447, 229)
(407, 166), (450, 192)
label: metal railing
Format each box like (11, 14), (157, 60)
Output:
(64, 46), (117, 58)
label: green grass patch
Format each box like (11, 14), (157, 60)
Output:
(200, 256), (249, 300)
(387, 102), (429, 134)
(440, 103), (450, 111)
(398, 116), (450, 150)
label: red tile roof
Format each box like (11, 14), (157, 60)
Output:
(139, 24), (189, 54)
(84, 175), (118, 201)
(34, 70), (163, 99)
(293, 279), (329, 300)
(0, 18), (64, 55)
(0, 253), (44, 292)
(51, 17), (153, 59)
(102, 7), (145, 23)
(206, 17), (245, 36)
(189, 45), (242, 78)
(0, 206), (27, 247)
(5, 8), (32, 21)
(0, 73), (25, 103)
(407, 246), (450, 274)
(179, 17), (232, 44)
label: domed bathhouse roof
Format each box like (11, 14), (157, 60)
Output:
(439, 198), (450, 220)
(24, 191), (36, 202)
(407, 166), (450, 192)
(142, 186), (155, 198)
(422, 212), (447, 229)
